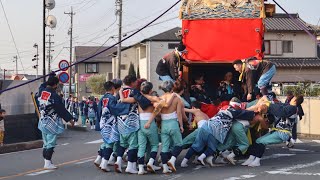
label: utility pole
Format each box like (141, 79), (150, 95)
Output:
(116, 0), (122, 79)
(43, 0), (46, 81)
(3, 69), (6, 81)
(65, 7), (75, 95)
(13, 56), (18, 74)
(46, 33), (54, 72)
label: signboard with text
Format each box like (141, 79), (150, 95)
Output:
(79, 74), (93, 82)
(58, 60), (69, 71)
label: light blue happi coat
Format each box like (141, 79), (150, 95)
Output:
(117, 103), (140, 135)
(100, 106), (119, 144)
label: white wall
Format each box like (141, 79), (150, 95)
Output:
(265, 32), (317, 58)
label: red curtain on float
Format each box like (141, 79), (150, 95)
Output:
(182, 19), (264, 62)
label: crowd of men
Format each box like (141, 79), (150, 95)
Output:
(35, 45), (304, 174)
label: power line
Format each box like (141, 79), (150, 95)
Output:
(0, 0), (182, 94)
(0, 0), (33, 91)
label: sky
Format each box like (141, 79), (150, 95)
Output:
(0, 0), (319, 75)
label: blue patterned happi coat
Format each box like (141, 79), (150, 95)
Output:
(205, 107), (255, 144)
(98, 93), (129, 144)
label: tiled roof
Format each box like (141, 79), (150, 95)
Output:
(265, 13), (314, 31)
(74, 46), (117, 62)
(268, 57), (320, 68)
(141, 27), (181, 42)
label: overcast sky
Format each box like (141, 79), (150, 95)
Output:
(0, 0), (319, 75)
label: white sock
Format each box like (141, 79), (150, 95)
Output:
(198, 153), (207, 161)
(181, 158), (188, 168)
(169, 156), (176, 163)
(116, 157), (122, 163)
(242, 155), (256, 166)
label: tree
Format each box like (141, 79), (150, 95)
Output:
(86, 74), (106, 95)
(128, 62), (136, 77)
(137, 66), (141, 79)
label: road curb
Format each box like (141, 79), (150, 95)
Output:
(298, 133), (320, 140)
(0, 140), (43, 154)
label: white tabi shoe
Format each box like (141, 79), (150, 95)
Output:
(114, 157), (122, 173)
(248, 157), (261, 167)
(44, 160), (58, 170)
(286, 138), (295, 148)
(226, 152), (236, 165)
(147, 158), (156, 173)
(138, 164), (147, 175)
(125, 162), (138, 174)
(107, 153), (115, 165)
(94, 155), (102, 168)
(100, 158), (110, 172)
(206, 156), (214, 167)
(197, 154), (206, 166)
(221, 150), (231, 158)
(242, 155), (256, 166)
(180, 158), (189, 168)
(162, 164), (172, 174)
(132, 162), (138, 171)
(167, 156), (177, 172)
(153, 165), (162, 171)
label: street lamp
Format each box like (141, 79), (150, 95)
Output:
(32, 43), (39, 78)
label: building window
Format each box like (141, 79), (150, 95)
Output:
(264, 40), (270, 55)
(283, 41), (293, 53)
(168, 43), (180, 49)
(85, 63), (98, 73)
(86, 86), (92, 93)
(270, 40), (283, 55)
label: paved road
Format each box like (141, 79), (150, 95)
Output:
(1, 129), (320, 180)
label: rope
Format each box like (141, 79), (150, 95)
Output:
(0, 0), (182, 94)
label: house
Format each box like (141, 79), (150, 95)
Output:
(112, 27), (181, 91)
(74, 46), (117, 98)
(264, 13), (320, 84)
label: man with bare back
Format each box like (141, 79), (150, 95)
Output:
(159, 80), (184, 174)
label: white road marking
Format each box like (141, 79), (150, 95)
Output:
(312, 140), (320, 143)
(261, 153), (295, 160)
(75, 159), (95, 165)
(266, 160), (320, 175)
(25, 170), (54, 176)
(60, 143), (70, 146)
(267, 172), (320, 176)
(84, 139), (103, 144)
(224, 174), (256, 180)
(193, 166), (203, 170)
(289, 148), (310, 152)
